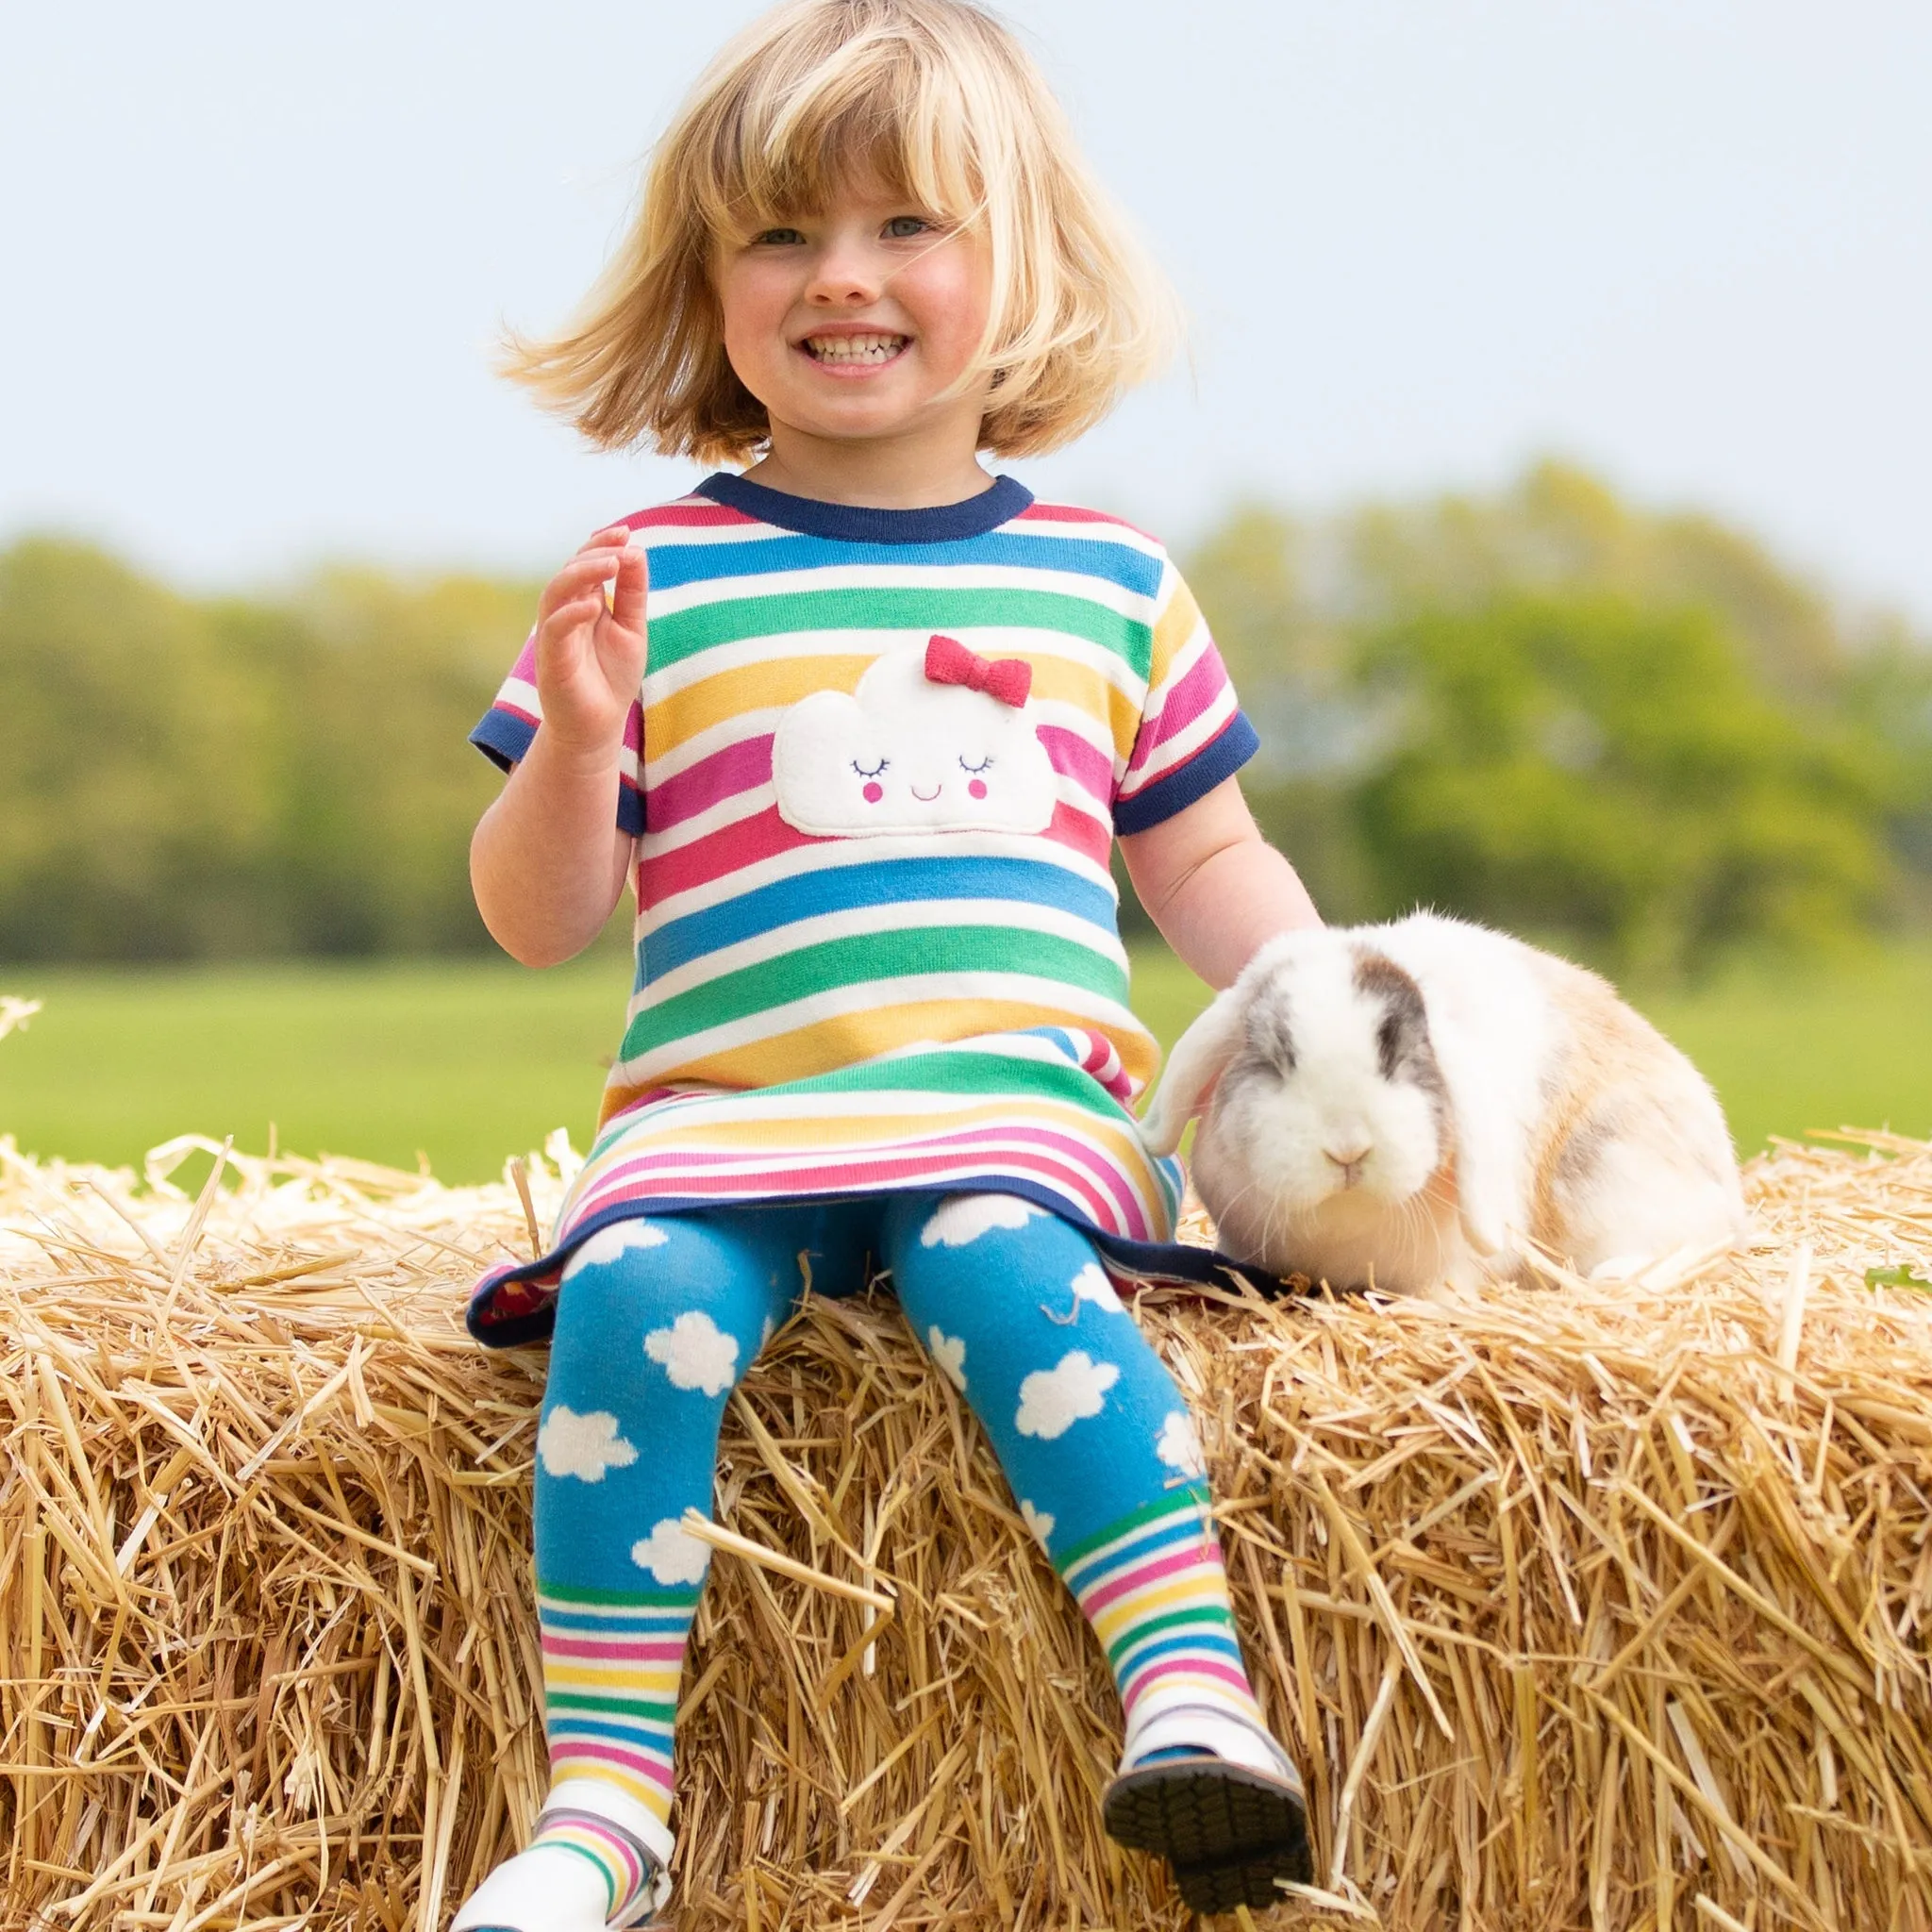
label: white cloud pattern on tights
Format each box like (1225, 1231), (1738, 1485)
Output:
(537, 1406), (639, 1483)
(631, 1517), (712, 1586)
(572, 1219), (671, 1272)
(1015, 1351), (1120, 1440)
(1069, 1262), (1125, 1313)
(645, 1310), (739, 1396)
(1157, 1410), (1208, 1478)
(920, 1193), (1042, 1248)
(926, 1326), (968, 1391)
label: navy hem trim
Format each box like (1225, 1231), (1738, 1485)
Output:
(1112, 712), (1261, 836)
(470, 708), (535, 774)
(617, 783), (646, 837)
(695, 471), (1033, 544)
(464, 1182), (1298, 1347)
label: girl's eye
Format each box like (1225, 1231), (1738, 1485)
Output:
(958, 755), (993, 774)
(884, 215), (932, 240)
(754, 226), (807, 246)
(851, 757), (890, 778)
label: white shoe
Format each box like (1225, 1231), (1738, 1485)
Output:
(448, 1791), (673, 1931)
(449, 1842), (614, 1932)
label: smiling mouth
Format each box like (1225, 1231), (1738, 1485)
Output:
(802, 332), (908, 365)
(910, 782), (941, 801)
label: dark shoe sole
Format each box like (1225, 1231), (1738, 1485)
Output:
(1103, 1757), (1313, 1915)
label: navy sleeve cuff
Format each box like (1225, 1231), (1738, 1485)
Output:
(472, 708), (647, 835)
(470, 708), (536, 774)
(1112, 710), (1260, 835)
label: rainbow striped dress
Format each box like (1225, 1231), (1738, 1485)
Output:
(467, 473), (1257, 1344)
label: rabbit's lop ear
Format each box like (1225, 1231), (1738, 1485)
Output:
(1449, 1104), (1516, 1259)
(1141, 987), (1246, 1157)
(1425, 1014), (1525, 1260)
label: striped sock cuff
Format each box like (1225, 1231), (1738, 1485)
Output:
(539, 1581), (701, 1832)
(1058, 1490), (1265, 1746)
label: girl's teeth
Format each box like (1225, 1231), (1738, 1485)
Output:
(808, 334), (906, 363)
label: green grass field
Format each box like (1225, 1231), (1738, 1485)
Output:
(2, 943), (1927, 1185)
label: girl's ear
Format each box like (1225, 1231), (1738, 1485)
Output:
(1141, 987), (1247, 1156)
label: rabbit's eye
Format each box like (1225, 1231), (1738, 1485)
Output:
(1247, 991), (1297, 1074)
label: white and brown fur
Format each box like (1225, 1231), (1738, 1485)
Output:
(1141, 913), (1747, 1294)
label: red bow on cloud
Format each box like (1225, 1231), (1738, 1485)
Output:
(924, 634), (1033, 708)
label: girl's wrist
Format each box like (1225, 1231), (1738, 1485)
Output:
(527, 722), (627, 783)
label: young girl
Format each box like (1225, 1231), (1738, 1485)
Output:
(457, 3), (1322, 1924)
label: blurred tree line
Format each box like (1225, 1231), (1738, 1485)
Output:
(4, 460), (1929, 976)
(1161, 461), (1932, 978)
(0, 544), (535, 959)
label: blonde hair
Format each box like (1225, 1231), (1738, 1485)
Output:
(500, 0), (1182, 463)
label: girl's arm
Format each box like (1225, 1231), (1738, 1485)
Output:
(470, 530), (647, 967)
(1118, 776), (1321, 991)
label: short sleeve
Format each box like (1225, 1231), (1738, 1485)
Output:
(1111, 560), (1259, 835)
(470, 630), (646, 837)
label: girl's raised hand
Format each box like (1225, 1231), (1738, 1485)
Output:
(531, 526), (648, 758)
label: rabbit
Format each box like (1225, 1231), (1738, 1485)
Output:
(1141, 912), (1748, 1295)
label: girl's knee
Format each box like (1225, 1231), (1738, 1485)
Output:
(554, 1213), (791, 1378)
(882, 1191), (1059, 1315)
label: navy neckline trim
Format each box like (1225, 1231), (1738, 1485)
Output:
(696, 470), (1033, 543)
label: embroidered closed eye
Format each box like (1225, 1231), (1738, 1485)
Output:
(958, 755), (994, 774)
(850, 757), (890, 777)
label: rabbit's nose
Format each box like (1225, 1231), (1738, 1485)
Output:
(1324, 1143), (1373, 1184)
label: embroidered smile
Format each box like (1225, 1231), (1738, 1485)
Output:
(802, 332), (908, 364)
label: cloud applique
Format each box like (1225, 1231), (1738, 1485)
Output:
(1069, 1262), (1126, 1314)
(1021, 1500), (1056, 1547)
(631, 1516), (712, 1586)
(920, 1193), (1043, 1248)
(1015, 1351), (1121, 1440)
(772, 642), (1056, 838)
(573, 1219), (671, 1272)
(926, 1325), (968, 1391)
(1157, 1409), (1208, 1478)
(537, 1406), (639, 1483)
(644, 1310), (739, 1396)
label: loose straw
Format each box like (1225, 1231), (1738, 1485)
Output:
(680, 1509), (898, 1614)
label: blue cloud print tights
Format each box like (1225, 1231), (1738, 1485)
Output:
(456, 1191), (1278, 1930)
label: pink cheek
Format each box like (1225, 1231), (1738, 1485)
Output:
(862, 781), (884, 804)
(968, 778), (988, 800)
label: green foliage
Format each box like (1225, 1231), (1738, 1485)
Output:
(1354, 596), (1886, 974)
(0, 541), (275, 959)
(0, 540), (533, 961)
(230, 569), (541, 955)
(1185, 461), (1932, 974)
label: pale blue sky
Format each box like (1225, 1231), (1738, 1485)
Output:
(3, 2), (1928, 618)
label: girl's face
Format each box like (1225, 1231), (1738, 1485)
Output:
(714, 178), (994, 464)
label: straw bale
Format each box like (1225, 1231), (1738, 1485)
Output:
(2, 1124), (1929, 1931)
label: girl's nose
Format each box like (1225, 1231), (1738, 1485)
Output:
(806, 239), (885, 307)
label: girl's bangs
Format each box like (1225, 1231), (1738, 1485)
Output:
(694, 34), (986, 238)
